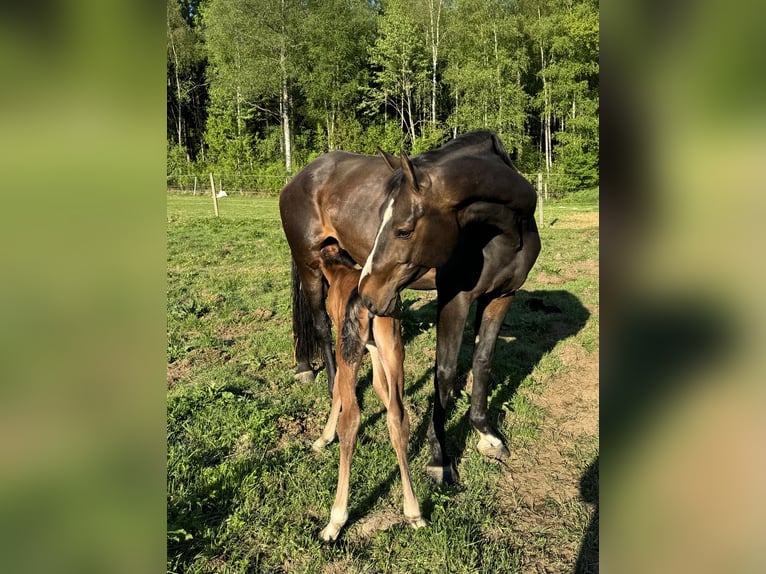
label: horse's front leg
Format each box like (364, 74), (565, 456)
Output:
(470, 294), (514, 459)
(426, 292), (472, 485)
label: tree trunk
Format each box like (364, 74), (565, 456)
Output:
(280, 0), (292, 174)
(235, 84), (243, 182)
(167, 22), (184, 152)
(281, 75), (292, 174)
(540, 43), (552, 176)
(427, 0), (442, 127)
(493, 23), (503, 127)
(538, 9), (552, 176)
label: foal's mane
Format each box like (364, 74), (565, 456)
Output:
(319, 243), (357, 271)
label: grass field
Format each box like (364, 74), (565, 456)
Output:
(167, 191), (599, 573)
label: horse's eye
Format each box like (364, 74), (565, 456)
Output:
(395, 229), (413, 239)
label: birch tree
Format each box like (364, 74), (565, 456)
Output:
(203, 0), (302, 175)
(368, 0), (430, 145)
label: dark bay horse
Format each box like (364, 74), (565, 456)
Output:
(279, 131), (540, 483)
(313, 244), (425, 541)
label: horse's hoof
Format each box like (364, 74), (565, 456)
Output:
(476, 433), (510, 460)
(294, 370), (315, 384)
(426, 464), (458, 485)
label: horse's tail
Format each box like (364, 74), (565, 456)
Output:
(291, 258), (320, 370)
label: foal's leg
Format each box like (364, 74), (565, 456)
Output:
(373, 318), (426, 528)
(426, 292), (472, 484)
(366, 343), (389, 405)
(470, 294), (514, 459)
(313, 376), (341, 451)
(319, 361), (361, 542)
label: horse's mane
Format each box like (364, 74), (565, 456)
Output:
(416, 130), (518, 171)
(382, 131), (519, 197)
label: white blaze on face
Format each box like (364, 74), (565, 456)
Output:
(360, 197), (395, 287)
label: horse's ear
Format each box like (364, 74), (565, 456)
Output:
(400, 152), (431, 192)
(378, 148), (400, 172)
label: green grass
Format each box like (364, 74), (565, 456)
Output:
(167, 192), (599, 573)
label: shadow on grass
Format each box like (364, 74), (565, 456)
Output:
(575, 456), (599, 574)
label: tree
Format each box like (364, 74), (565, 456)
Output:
(423, 0), (445, 127)
(168, 0), (599, 195)
(547, 0), (599, 189)
(166, 0), (206, 162)
(444, 0), (529, 154)
(367, 0), (430, 145)
(203, 0), (303, 175)
(299, 0), (376, 151)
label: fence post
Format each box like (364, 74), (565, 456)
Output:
(537, 172), (544, 226)
(193, 176), (197, 195)
(210, 173), (219, 217)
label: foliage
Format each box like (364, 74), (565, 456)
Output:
(167, 0), (599, 194)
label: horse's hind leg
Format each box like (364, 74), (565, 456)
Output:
(319, 363), (360, 542)
(296, 264), (337, 396)
(470, 294), (514, 459)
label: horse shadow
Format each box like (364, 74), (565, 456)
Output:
(575, 456), (599, 573)
(346, 289), (592, 538)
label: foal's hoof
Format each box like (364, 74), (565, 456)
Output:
(312, 437), (331, 451)
(294, 370), (315, 384)
(426, 464), (459, 485)
(319, 524), (340, 543)
(407, 516), (428, 529)
(476, 434), (510, 460)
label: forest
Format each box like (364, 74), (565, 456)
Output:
(167, 0), (598, 196)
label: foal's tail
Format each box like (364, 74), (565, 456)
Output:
(291, 258), (320, 368)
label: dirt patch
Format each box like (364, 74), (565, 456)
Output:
(275, 400), (329, 451)
(494, 339), (599, 570)
(167, 358), (193, 387)
(216, 323), (252, 342)
(535, 271), (567, 286)
(215, 309), (275, 342)
(552, 211), (599, 229)
(323, 559), (356, 574)
(542, 342), (599, 438)
(562, 259), (599, 283)
(187, 348), (229, 367)
(347, 505), (405, 541)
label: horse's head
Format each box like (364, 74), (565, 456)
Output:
(359, 151), (458, 316)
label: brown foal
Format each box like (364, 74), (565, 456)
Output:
(312, 243), (426, 542)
